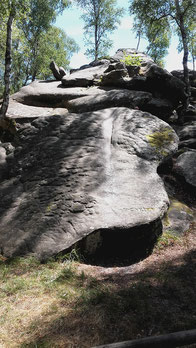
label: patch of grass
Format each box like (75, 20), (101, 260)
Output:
(155, 231), (182, 250)
(0, 229), (195, 347)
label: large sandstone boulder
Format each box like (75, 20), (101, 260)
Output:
(0, 107), (178, 260)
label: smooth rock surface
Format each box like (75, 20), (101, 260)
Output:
(66, 89), (152, 113)
(62, 64), (109, 87)
(11, 81), (114, 108)
(0, 107), (178, 259)
(11, 80), (92, 106)
(7, 100), (68, 118)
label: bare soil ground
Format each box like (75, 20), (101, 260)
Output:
(0, 215), (195, 348)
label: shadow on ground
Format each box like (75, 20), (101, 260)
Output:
(20, 246), (196, 348)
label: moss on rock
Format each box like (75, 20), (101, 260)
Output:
(146, 127), (175, 157)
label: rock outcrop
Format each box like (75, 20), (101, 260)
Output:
(0, 107), (178, 260)
(170, 69), (196, 189)
(1, 48), (190, 262)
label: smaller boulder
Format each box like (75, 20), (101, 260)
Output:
(174, 150), (196, 188)
(178, 122), (196, 140)
(50, 61), (65, 80)
(59, 67), (66, 78)
(146, 64), (187, 105)
(162, 198), (194, 236)
(61, 63), (109, 87)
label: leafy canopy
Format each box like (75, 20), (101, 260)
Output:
(76, 0), (124, 60)
(129, 0), (195, 67)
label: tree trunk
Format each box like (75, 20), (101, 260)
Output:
(0, 11), (14, 120)
(32, 70), (37, 82)
(93, 0), (99, 61)
(95, 24), (98, 61)
(136, 31), (141, 51)
(92, 329), (196, 348)
(174, 0), (190, 124)
(192, 54), (195, 71)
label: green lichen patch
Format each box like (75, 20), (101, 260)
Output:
(146, 127), (174, 156)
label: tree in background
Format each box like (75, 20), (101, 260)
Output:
(0, 0), (30, 121)
(176, 15), (196, 71)
(75, 0), (124, 61)
(145, 22), (171, 67)
(31, 26), (79, 80)
(129, 0), (195, 111)
(9, 25), (78, 90)
(0, 0), (78, 122)
(132, 17), (171, 67)
(17, 0), (71, 81)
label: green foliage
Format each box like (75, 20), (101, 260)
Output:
(29, 26), (79, 80)
(129, 0), (195, 69)
(121, 53), (142, 66)
(17, 0), (72, 81)
(76, 0), (124, 60)
(177, 21), (196, 70)
(0, 0), (78, 94)
(145, 20), (171, 67)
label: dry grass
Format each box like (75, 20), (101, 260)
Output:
(0, 222), (196, 348)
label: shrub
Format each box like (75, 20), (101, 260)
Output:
(121, 53), (142, 66)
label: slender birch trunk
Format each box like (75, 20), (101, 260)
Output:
(174, 0), (190, 123)
(0, 11), (14, 120)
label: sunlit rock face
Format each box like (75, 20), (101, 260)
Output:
(0, 107), (178, 260)
(0, 49), (184, 261)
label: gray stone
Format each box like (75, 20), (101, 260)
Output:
(145, 64), (187, 106)
(66, 89), (152, 113)
(143, 98), (174, 120)
(59, 67), (66, 78)
(179, 138), (196, 149)
(178, 122), (196, 140)
(0, 107), (178, 259)
(174, 151), (196, 187)
(101, 69), (128, 87)
(11, 80), (107, 107)
(62, 64), (109, 87)
(0, 143), (7, 179)
(7, 99), (68, 119)
(49, 61), (62, 81)
(162, 198), (194, 236)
